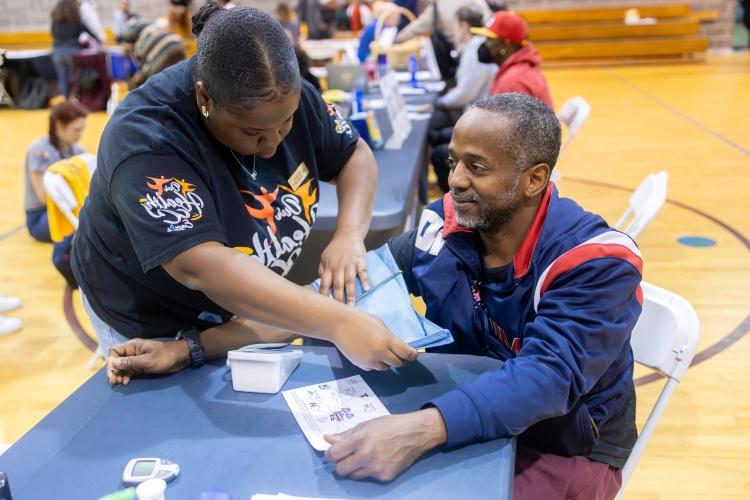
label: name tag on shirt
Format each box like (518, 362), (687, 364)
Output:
(288, 162), (309, 191)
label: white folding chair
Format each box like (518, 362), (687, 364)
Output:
(42, 154), (103, 369)
(558, 96), (591, 153)
(616, 281), (700, 496)
(552, 96), (591, 182)
(614, 171), (668, 240)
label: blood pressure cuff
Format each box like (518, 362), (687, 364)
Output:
(310, 245), (454, 349)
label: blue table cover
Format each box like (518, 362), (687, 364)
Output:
(0, 346), (514, 499)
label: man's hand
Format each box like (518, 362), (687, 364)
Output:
(330, 310), (417, 371)
(323, 408), (448, 482)
(318, 229), (370, 305)
(107, 339), (190, 385)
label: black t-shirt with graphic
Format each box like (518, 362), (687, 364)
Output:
(72, 59), (359, 338)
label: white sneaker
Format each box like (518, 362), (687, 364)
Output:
(0, 296), (21, 313)
(0, 316), (21, 336)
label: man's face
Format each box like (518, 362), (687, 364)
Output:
(486, 37), (514, 64)
(447, 108), (523, 233)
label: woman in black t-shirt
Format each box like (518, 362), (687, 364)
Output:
(72, 3), (416, 381)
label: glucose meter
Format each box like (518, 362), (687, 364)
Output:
(122, 458), (180, 486)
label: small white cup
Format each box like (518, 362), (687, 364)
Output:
(136, 478), (167, 500)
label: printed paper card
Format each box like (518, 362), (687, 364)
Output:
(282, 375), (389, 451)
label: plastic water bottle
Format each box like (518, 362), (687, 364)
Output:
(353, 88), (364, 114)
(365, 59), (377, 82)
(377, 53), (389, 79)
(408, 54), (419, 88)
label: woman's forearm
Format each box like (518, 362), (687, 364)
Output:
(333, 138), (377, 239)
(200, 317), (300, 359)
(163, 243), (350, 342)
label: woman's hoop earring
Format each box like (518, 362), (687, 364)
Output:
(201, 105), (209, 118)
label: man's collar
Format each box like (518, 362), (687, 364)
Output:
(513, 183), (553, 278)
(442, 183), (554, 278)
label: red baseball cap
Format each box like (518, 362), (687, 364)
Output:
(470, 11), (528, 44)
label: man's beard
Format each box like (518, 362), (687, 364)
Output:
(452, 176), (522, 232)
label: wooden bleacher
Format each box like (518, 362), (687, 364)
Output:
(0, 29), (196, 56)
(517, 3), (714, 62)
(519, 3), (692, 23)
(529, 18), (700, 41)
(0, 31), (57, 49)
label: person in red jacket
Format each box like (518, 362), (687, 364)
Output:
(472, 10), (554, 108)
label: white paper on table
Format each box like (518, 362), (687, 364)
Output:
(422, 81), (447, 93)
(364, 98), (385, 109)
(405, 103), (431, 112)
(395, 70), (434, 83)
(251, 494), (345, 500)
(282, 375), (389, 451)
(398, 86), (427, 95)
(407, 112), (432, 121)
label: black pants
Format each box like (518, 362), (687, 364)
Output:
(428, 108), (462, 147)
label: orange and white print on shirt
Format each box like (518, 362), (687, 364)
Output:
(240, 175), (319, 277)
(138, 176), (206, 233)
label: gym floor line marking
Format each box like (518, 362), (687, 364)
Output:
(565, 176), (750, 386)
(0, 224), (24, 242)
(603, 69), (750, 158)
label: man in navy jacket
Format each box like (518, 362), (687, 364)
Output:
(324, 93), (642, 499)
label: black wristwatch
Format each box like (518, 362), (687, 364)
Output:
(175, 328), (205, 368)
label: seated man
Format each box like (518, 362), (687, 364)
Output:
(324, 93), (642, 498)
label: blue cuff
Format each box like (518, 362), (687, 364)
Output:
(427, 388), (484, 448)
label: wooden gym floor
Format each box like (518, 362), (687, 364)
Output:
(0, 53), (748, 498)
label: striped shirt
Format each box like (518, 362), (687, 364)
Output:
(133, 25), (186, 83)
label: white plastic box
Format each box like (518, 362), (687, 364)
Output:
(227, 347), (303, 394)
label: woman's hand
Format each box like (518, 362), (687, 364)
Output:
(106, 339), (189, 385)
(320, 138), (377, 305)
(330, 309), (418, 371)
(318, 229), (370, 305)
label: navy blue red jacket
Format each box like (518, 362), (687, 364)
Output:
(388, 183), (642, 467)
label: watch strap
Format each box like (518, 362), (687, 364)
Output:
(175, 328), (205, 368)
